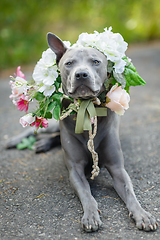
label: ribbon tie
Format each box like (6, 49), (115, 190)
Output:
(75, 99), (107, 134)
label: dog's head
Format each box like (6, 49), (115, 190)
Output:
(47, 33), (108, 99)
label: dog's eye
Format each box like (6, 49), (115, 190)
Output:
(93, 60), (100, 65)
(65, 61), (72, 66)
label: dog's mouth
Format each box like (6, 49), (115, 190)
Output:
(68, 85), (99, 99)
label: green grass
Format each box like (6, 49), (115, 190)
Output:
(0, 0), (160, 70)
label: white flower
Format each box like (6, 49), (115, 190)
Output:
(39, 84), (56, 96)
(19, 113), (35, 127)
(113, 59), (126, 74)
(63, 41), (71, 48)
(32, 48), (58, 96)
(41, 48), (57, 67)
(76, 32), (98, 47)
(9, 77), (28, 104)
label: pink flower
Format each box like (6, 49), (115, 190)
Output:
(9, 77), (28, 104)
(31, 117), (48, 130)
(105, 83), (130, 115)
(19, 114), (35, 128)
(16, 66), (26, 79)
(17, 95), (29, 113)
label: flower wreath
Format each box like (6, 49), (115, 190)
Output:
(9, 27), (146, 179)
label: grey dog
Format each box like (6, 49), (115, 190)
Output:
(7, 33), (158, 232)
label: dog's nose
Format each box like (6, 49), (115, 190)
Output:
(75, 71), (88, 80)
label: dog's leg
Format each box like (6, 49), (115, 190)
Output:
(69, 159), (102, 232)
(60, 130), (102, 232)
(108, 166), (158, 231)
(6, 119), (60, 151)
(65, 152), (102, 232)
(100, 128), (158, 231)
(34, 133), (60, 153)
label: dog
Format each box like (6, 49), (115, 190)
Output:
(6, 33), (158, 232)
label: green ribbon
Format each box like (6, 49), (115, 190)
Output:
(75, 99), (107, 134)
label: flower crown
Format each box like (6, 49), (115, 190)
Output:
(9, 27), (146, 132)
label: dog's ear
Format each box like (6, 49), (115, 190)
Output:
(47, 33), (67, 64)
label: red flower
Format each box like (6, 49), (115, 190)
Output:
(17, 95), (29, 113)
(31, 117), (48, 130)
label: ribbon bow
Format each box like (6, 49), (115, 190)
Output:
(75, 99), (107, 134)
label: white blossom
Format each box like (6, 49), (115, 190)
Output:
(19, 113), (35, 127)
(63, 41), (71, 48)
(39, 84), (56, 97)
(32, 48), (58, 96)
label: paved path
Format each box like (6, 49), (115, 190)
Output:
(0, 42), (160, 239)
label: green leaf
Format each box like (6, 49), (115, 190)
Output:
(107, 60), (114, 73)
(123, 56), (138, 72)
(52, 92), (63, 101)
(16, 136), (36, 150)
(122, 56), (130, 66)
(53, 104), (61, 120)
(113, 70), (126, 88)
(28, 145), (35, 150)
(123, 56), (146, 88)
(16, 142), (27, 150)
(56, 75), (61, 83)
(54, 81), (60, 91)
(104, 77), (113, 91)
(106, 76), (117, 87)
(28, 136), (36, 144)
(54, 76), (61, 91)
(124, 67), (146, 88)
(125, 85), (130, 93)
(45, 97), (49, 105)
(47, 101), (56, 112)
(39, 101), (45, 109)
(128, 63), (137, 72)
(45, 111), (52, 119)
(34, 92), (45, 101)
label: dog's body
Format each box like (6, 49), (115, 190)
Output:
(6, 33), (158, 232)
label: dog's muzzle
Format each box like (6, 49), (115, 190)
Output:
(67, 70), (99, 99)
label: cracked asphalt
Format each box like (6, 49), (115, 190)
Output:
(0, 42), (160, 239)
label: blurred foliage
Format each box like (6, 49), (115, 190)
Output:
(0, 0), (160, 70)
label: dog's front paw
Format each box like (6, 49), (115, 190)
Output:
(34, 139), (51, 153)
(81, 209), (102, 232)
(129, 209), (158, 231)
